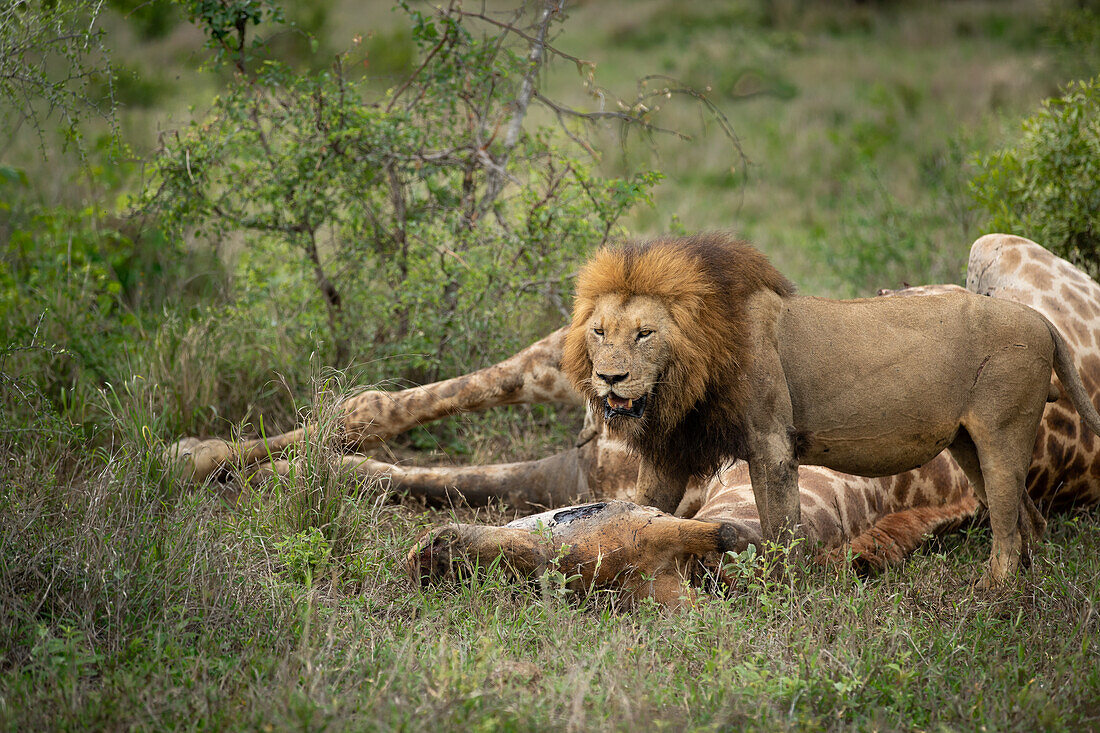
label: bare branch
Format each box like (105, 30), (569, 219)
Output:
(478, 0), (564, 217)
(455, 6), (590, 71)
(502, 1), (561, 151)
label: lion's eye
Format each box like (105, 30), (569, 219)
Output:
(593, 328), (604, 337)
(636, 329), (653, 340)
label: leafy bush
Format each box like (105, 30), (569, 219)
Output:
(970, 78), (1100, 275)
(145, 1), (667, 383)
(0, 172), (141, 431)
(0, 157), (244, 440)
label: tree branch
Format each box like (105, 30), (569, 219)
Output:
(385, 0), (457, 114)
(478, 0), (563, 217)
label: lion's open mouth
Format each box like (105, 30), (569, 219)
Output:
(603, 393), (647, 420)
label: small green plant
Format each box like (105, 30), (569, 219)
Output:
(538, 545), (582, 604)
(524, 518), (580, 602)
(274, 526), (331, 586)
(28, 624), (102, 708)
(971, 77), (1100, 275)
(721, 536), (807, 601)
(723, 543), (763, 586)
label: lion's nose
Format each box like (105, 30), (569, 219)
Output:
(596, 371), (628, 386)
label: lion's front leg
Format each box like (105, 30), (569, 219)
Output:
(634, 459), (688, 514)
(746, 433), (802, 554)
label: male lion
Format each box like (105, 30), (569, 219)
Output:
(561, 233), (1100, 587)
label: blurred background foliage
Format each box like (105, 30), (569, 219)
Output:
(2, 0), (1099, 452)
(971, 77), (1100, 276)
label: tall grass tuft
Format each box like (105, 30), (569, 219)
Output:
(0, 369), (300, 727)
(256, 370), (382, 589)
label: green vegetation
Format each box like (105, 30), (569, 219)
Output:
(0, 0), (117, 152)
(146, 0), (663, 373)
(972, 77), (1100, 276)
(2, 0), (1100, 728)
(4, 435), (1099, 729)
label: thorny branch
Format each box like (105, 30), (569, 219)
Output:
(385, 0), (457, 114)
(446, 2), (742, 212)
(1, 312), (72, 404)
(365, 1), (742, 225)
(455, 6), (590, 71)
(0, 0), (116, 155)
(534, 91), (689, 141)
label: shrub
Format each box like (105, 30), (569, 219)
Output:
(0, 157), (241, 438)
(143, 1), (692, 384)
(970, 78), (1100, 275)
(0, 0), (113, 143)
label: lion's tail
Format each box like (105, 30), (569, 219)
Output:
(1046, 318), (1100, 439)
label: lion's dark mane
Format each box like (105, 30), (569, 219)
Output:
(563, 233), (795, 484)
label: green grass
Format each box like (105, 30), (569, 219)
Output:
(2, 415), (1098, 729)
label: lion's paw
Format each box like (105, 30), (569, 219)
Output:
(975, 562), (1016, 591)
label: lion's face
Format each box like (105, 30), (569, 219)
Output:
(563, 236), (790, 454)
(582, 294), (676, 430)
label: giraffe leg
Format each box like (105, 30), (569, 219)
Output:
(168, 328), (581, 483)
(826, 495), (980, 572)
(341, 450), (593, 512)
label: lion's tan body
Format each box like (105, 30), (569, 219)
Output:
(562, 234), (1100, 586)
(777, 293), (1044, 473)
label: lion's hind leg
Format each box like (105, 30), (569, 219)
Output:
(950, 418), (1044, 588)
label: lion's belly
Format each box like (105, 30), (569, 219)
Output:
(800, 428), (956, 477)
(793, 380), (966, 475)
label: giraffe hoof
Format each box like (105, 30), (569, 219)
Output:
(164, 438), (232, 483)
